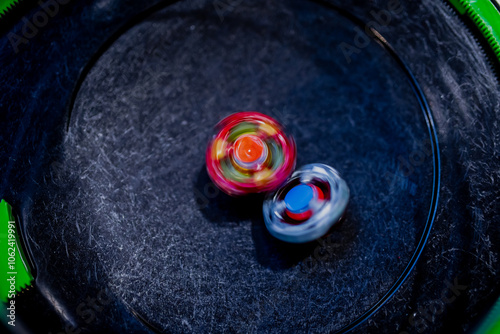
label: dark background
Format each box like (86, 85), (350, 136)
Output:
(0, 0), (499, 333)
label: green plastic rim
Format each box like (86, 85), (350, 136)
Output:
(0, 200), (33, 304)
(0, 0), (21, 20)
(445, 3), (500, 332)
(475, 297), (500, 334)
(448, 0), (500, 63)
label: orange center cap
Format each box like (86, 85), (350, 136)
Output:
(234, 135), (265, 164)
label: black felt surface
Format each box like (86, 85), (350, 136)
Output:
(0, 0), (499, 333)
(60, 1), (433, 332)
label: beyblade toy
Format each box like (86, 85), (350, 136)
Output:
(206, 112), (296, 196)
(263, 163), (349, 243)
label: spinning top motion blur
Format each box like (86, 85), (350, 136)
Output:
(263, 163), (349, 243)
(206, 112), (296, 196)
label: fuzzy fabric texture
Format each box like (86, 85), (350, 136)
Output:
(0, 0), (498, 333)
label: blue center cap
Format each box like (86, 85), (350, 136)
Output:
(284, 184), (314, 213)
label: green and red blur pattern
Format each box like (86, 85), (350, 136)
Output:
(206, 112), (296, 196)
